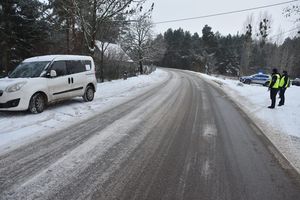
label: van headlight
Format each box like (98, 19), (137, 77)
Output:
(5, 81), (27, 93)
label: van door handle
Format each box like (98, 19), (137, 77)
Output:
(68, 78), (71, 84)
(71, 77), (74, 84)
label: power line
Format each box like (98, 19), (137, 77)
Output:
(154, 0), (299, 24)
(269, 26), (300, 40)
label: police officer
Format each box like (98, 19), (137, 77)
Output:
(278, 70), (290, 106)
(268, 68), (280, 109)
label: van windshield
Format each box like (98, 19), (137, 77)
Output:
(9, 61), (50, 78)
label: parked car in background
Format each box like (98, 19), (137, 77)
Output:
(239, 73), (271, 86)
(0, 55), (97, 113)
(292, 78), (300, 86)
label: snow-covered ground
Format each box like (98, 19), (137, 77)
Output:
(1, 68), (299, 173)
(0, 69), (169, 154)
(199, 73), (300, 172)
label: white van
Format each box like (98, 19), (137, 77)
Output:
(0, 55), (97, 113)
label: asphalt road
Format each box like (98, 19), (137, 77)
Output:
(0, 69), (299, 200)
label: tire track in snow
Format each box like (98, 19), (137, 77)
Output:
(0, 72), (174, 197)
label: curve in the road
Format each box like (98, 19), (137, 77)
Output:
(0, 69), (299, 200)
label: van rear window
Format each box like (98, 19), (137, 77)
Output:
(83, 60), (92, 71)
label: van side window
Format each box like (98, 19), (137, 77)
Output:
(51, 61), (67, 76)
(66, 60), (86, 74)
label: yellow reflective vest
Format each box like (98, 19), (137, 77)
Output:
(270, 74), (280, 88)
(279, 75), (290, 88)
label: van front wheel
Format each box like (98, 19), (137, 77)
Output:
(83, 85), (94, 102)
(29, 93), (46, 114)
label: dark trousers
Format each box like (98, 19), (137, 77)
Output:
(279, 88), (286, 105)
(270, 88), (279, 108)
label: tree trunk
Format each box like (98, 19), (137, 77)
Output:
(2, 49), (8, 74)
(66, 18), (70, 54)
(139, 60), (143, 74)
(71, 2), (76, 53)
(100, 50), (104, 82)
(90, 0), (97, 56)
(139, 47), (143, 74)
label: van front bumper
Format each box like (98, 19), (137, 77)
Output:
(0, 98), (21, 108)
(0, 90), (30, 111)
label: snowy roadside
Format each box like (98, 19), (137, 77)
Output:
(0, 69), (169, 154)
(198, 72), (300, 173)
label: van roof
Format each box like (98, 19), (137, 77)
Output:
(23, 55), (93, 62)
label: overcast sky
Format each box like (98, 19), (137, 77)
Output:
(144, 0), (299, 40)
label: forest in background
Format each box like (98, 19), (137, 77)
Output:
(1, 0), (300, 79)
(158, 25), (300, 78)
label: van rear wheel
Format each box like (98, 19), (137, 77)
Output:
(83, 85), (94, 102)
(29, 93), (46, 114)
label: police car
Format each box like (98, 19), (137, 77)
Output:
(239, 73), (271, 86)
(292, 78), (300, 86)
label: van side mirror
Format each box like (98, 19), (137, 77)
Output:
(50, 70), (57, 77)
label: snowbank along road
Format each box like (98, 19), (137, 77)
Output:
(0, 69), (300, 200)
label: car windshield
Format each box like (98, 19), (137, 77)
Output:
(9, 61), (50, 78)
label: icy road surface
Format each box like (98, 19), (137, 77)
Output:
(199, 73), (300, 173)
(0, 69), (300, 200)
